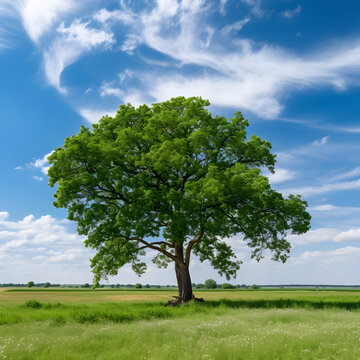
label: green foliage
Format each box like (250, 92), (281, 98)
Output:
(27, 281), (34, 288)
(145, 284), (150, 288)
(252, 284), (261, 289)
(204, 279), (217, 289)
(222, 283), (235, 289)
(196, 283), (204, 289)
(44, 282), (51, 288)
(48, 97), (311, 284)
(82, 283), (90, 288)
(135, 283), (142, 289)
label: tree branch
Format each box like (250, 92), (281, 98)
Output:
(185, 225), (204, 266)
(131, 237), (180, 264)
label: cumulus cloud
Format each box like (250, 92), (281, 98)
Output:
(0, 211), (93, 282)
(267, 168), (295, 184)
(78, 108), (117, 124)
(29, 151), (53, 175)
(0, 212), (84, 249)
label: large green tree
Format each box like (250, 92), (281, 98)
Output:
(48, 97), (311, 304)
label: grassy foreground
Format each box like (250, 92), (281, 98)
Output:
(0, 289), (360, 359)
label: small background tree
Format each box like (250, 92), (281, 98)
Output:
(44, 282), (51, 288)
(135, 283), (142, 288)
(27, 281), (34, 288)
(204, 279), (217, 289)
(222, 283), (235, 289)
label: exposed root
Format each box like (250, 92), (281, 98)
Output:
(165, 295), (205, 307)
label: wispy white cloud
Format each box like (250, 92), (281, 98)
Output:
(288, 228), (339, 245)
(221, 18), (250, 35)
(267, 168), (295, 184)
(276, 135), (330, 163)
(93, 8), (135, 25)
(283, 178), (360, 197)
(32, 175), (44, 181)
(100, 82), (123, 98)
(219, 0), (228, 15)
(44, 19), (115, 93)
(19, 0), (77, 43)
(120, 33), (143, 54)
(88, 1), (360, 119)
(281, 5), (302, 19)
(334, 229), (360, 243)
(240, 0), (264, 17)
(294, 246), (360, 265)
(330, 167), (360, 182)
(313, 136), (329, 146)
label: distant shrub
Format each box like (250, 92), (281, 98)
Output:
(82, 283), (90, 288)
(204, 279), (217, 289)
(251, 284), (260, 289)
(196, 283), (204, 289)
(145, 284), (150, 288)
(44, 282), (51, 288)
(222, 283), (235, 289)
(135, 283), (142, 288)
(25, 300), (42, 309)
(27, 281), (34, 288)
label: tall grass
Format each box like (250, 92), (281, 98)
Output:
(1, 308), (360, 359)
(1, 290), (360, 359)
(0, 297), (360, 326)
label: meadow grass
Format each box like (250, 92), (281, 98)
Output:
(1, 289), (360, 359)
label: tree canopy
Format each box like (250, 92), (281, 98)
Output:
(48, 96), (311, 303)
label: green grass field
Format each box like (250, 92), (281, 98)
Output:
(1, 288), (360, 359)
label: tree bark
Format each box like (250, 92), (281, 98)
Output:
(175, 262), (193, 302)
(174, 244), (193, 302)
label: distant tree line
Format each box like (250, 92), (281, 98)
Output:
(1, 282), (359, 289)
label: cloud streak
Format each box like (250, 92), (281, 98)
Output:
(43, 19), (115, 92)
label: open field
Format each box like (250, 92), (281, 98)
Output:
(1, 289), (360, 359)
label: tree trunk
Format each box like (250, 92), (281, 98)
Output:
(175, 262), (193, 302)
(173, 244), (193, 303)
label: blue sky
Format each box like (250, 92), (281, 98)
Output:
(1, 0), (360, 285)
